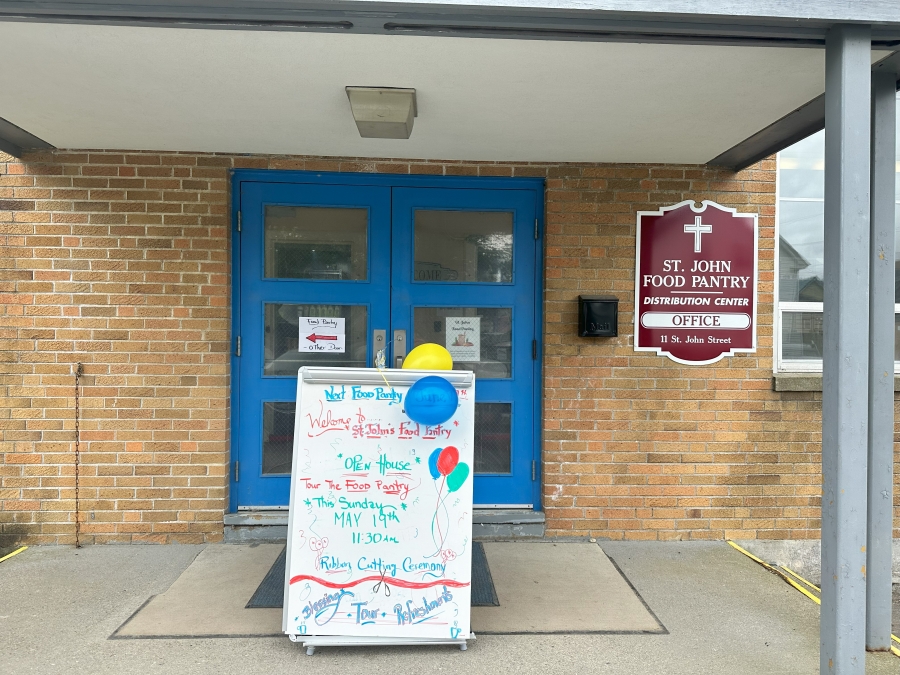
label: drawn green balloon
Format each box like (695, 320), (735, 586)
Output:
(446, 462), (470, 493)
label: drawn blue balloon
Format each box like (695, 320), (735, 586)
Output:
(405, 376), (458, 426)
(428, 448), (442, 479)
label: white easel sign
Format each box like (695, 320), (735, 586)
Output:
(283, 367), (476, 654)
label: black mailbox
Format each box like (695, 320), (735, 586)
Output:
(578, 296), (618, 337)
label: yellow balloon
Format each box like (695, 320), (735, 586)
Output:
(402, 343), (453, 371)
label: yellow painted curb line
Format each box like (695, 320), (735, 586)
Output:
(727, 541), (822, 604)
(780, 565), (820, 592)
(0, 545), (27, 563)
(726, 541), (900, 654)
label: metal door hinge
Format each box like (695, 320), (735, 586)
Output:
(532, 339), (537, 360)
(233, 461), (240, 482)
(236, 211), (242, 232)
(534, 218), (539, 240)
(235, 336), (241, 357)
(532, 460), (537, 481)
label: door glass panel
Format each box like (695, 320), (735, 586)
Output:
(413, 307), (512, 378)
(413, 211), (513, 283)
(781, 311), (823, 360)
(474, 403), (511, 474)
(265, 304), (367, 375)
(263, 401), (295, 475)
(264, 206), (368, 280)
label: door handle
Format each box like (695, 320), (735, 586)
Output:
(393, 329), (407, 368)
(372, 329), (386, 368)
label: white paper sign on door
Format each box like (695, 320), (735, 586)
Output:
(298, 317), (345, 353)
(283, 367), (475, 643)
(446, 317), (480, 362)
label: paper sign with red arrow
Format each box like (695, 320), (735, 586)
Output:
(298, 317), (346, 353)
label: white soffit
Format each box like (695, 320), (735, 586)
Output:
(0, 22), (844, 163)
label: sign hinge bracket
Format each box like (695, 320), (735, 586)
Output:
(233, 460), (240, 482)
(237, 211), (242, 232)
(534, 218), (539, 240)
(532, 339), (537, 360)
(532, 460), (537, 482)
(235, 335), (241, 357)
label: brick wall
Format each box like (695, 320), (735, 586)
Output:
(0, 150), (896, 545)
(0, 150), (235, 544)
(543, 161), (831, 540)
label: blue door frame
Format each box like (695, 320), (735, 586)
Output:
(230, 171), (544, 512)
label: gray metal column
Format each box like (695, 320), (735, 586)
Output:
(865, 67), (897, 653)
(821, 24), (872, 675)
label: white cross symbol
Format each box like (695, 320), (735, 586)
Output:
(684, 216), (712, 253)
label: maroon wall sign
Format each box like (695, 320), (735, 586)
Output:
(634, 200), (757, 365)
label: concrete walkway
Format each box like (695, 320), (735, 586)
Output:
(0, 541), (896, 675)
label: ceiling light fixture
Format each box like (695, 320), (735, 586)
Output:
(345, 87), (417, 139)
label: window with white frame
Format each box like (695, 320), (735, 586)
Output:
(775, 93), (900, 372)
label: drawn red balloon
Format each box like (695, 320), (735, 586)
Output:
(436, 446), (459, 477)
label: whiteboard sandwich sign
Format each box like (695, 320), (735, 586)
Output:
(283, 367), (475, 651)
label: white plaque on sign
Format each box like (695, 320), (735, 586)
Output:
(445, 317), (480, 362)
(298, 317), (346, 353)
(283, 367), (475, 649)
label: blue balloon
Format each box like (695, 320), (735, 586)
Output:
(404, 376), (458, 427)
(427, 448), (442, 480)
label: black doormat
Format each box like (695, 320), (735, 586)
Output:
(246, 546), (288, 609)
(470, 540), (500, 606)
(246, 542), (499, 608)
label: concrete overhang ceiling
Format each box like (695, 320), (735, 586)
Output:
(0, 21), (888, 163)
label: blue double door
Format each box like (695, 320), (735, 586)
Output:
(233, 175), (541, 510)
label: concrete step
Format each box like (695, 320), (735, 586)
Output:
(224, 509), (545, 543)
